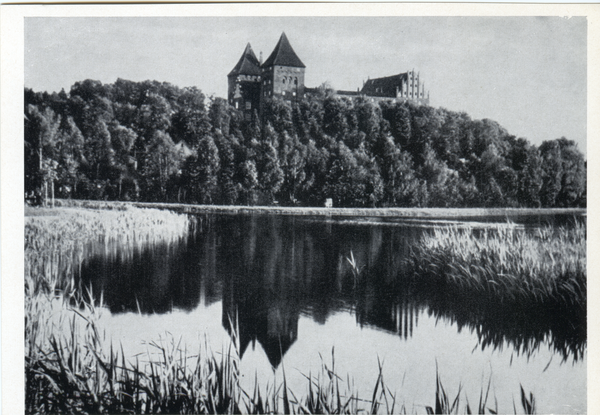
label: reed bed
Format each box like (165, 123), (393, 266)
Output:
(404, 222), (586, 311)
(25, 206), (193, 297)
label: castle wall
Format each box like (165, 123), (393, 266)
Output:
(228, 74), (261, 119)
(262, 65), (305, 104)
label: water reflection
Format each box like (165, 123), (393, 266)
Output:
(77, 213), (586, 368)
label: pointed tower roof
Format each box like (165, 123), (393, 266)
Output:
(262, 32), (305, 68)
(228, 43), (262, 77)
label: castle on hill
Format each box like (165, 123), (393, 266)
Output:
(228, 32), (430, 119)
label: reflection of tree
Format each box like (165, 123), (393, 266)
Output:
(79, 214), (586, 364)
(410, 284), (586, 363)
(77, 222), (218, 314)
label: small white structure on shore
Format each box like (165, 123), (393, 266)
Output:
(325, 198), (333, 208)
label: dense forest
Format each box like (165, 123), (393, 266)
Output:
(24, 79), (586, 208)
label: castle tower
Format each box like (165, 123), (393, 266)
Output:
(261, 32), (305, 105)
(228, 43), (262, 120)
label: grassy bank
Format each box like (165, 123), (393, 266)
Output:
(404, 222), (586, 309)
(53, 198), (586, 218)
(25, 206), (549, 414)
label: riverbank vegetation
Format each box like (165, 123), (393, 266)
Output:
(403, 221), (586, 363)
(25, 80), (585, 208)
(405, 222), (586, 309)
(53, 198), (586, 218)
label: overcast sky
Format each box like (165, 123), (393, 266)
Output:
(25, 16), (587, 155)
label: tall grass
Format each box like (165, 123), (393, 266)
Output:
(404, 222), (586, 310)
(27, 304), (539, 414)
(25, 206), (196, 413)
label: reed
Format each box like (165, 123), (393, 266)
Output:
(27, 304), (538, 414)
(404, 221), (586, 311)
(25, 206), (194, 297)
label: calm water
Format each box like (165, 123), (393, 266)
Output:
(79, 213), (586, 414)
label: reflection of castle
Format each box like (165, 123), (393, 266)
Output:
(80, 213), (585, 365)
(228, 32), (430, 120)
(222, 281), (299, 368)
(220, 216), (301, 368)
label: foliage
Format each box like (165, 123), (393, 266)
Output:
(25, 81), (586, 207)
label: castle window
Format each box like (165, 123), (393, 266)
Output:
(294, 78), (298, 85)
(235, 102), (239, 109)
(246, 101), (251, 110)
(282, 77), (286, 84)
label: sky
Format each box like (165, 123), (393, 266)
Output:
(25, 16), (587, 155)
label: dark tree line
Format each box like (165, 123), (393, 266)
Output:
(24, 79), (586, 208)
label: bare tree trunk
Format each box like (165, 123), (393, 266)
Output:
(51, 180), (55, 208)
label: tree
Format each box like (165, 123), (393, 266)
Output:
(171, 87), (210, 148)
(539, 140), (564, 207)
(109, 124), (138, 199)
(209, 97), (231, 135)
(511, 139), (543, 207)
(418, 143), (462, 207)
(279, 131), (307, 205)
(25, 105), (61, 205)
(141, 130), (181, 201)
(215, 133), (240, 205)
(54, 116), (85, 199)
(24, 81), (586, 208)
(377, 134), (418, 206)
(355, 98), (381, 151)
(239, 159), (259, 205)
(381, 101), (411, 150)
(256, 140), (284, 204)
(323, 141), (382, 207)
(322, 96), (349, 139)
(554, 138), (586, 207)
(194, 135), (221, 204)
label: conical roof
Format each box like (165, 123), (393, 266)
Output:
(228, 43), (262, 77)
(262, 32), (305, 68)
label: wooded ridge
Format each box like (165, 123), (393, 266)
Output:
(25, 79), (586, 208)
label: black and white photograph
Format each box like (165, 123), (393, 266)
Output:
(1, 3), (597, 414)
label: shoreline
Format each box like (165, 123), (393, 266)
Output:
(48, 199), (586, 218)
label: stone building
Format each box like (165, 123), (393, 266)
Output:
(227, 43), (262, 119)
(356, 71), (429, 105)
(228, 32), (429, 117)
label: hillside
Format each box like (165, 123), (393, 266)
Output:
(24, 79), (586, 208)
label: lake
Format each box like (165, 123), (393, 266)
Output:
(77, 212), (586, 414)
